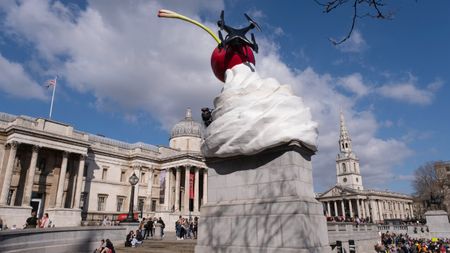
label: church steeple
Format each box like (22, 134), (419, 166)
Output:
(336, 112), (363, 190)
(339, 111), (352, 153)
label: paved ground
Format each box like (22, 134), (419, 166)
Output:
(115, 232), (196, 253)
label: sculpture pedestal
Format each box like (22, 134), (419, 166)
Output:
(196, 142), (330, 253)
(425, 210), (450, 238)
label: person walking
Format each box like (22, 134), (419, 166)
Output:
(157, 217), (165, 239)
(39, 213), (50, 228)
(25, 211), (38, 229)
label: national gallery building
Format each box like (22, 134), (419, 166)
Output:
(316, 113), (414, 223)
(0, 109), (208, 228)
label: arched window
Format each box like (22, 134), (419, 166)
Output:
(342, 163), (346, 172)
(345, 143), (348, 148)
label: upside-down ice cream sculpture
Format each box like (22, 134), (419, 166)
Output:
(158, 9), (318, 158)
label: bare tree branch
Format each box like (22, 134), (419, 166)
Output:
(314, 0), (394, 45)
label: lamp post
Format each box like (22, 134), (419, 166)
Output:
(125, 172), (139, 222)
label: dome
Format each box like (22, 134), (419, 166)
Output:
(170, 108), (203, 139)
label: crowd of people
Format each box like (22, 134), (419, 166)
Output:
(175, 216), (198, 240)
(375, 232), (450, 253)
(93, 239), (115, 253)
(124, 216), (166, 247)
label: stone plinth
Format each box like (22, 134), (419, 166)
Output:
(0, 205), (32, 229)
(425, 210), (450, 238)
(45, 208), (81, 227)
(196, 142), (330, 253)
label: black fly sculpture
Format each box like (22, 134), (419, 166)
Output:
(201, 107), (213, 127)
(217, 10), (261, 53)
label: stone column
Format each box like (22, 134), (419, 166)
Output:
(55, 151), (69, 208)
(361, 199), (367, 219)
(356, 199), (360, 218)
(341, 200), (345, 217)
(378, 200), (384, 221)
(73, 154), (86, 208)
(164, 168), (171, 211)
(327, 202), (331, 216)
(333, 201), (338, 217)
(349, 199), (353, 218)
(175, 167), (181, 211)
(184, 166), (191, 212)
(194, 167), (200, 212)
(147, 168), (154, 197)
(400, 202), (405, 219)
(409, 203), (414, 218)
(0, 142), (19, 205)
(203, 169), (208, 204)
(22, 145), (39, 206)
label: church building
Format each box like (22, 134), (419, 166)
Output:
(0, 109), (207, 229)
(316, 112), (414, 223)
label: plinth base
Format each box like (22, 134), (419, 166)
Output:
(196, 142), (330, 253)
(45, 208), (81, 227)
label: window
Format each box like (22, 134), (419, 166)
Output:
(116, 196), (125, 212)
(138, 197), (145, 212)
(343, 177), (347, 183)
(154, 174), (159, 185)
(120, 170), (126, 182)
(97, 195), (108, 211)
(141, 172), (146, 183)
(345, 143), (348, 148)
(151, 199), (157, 212)
(342, 163), (346, 173)
(356, 177), (359, 182)
(102, 168), (108, 180)
(7, 189), (14, 205)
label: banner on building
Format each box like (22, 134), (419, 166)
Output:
(189, 172), (195, 199)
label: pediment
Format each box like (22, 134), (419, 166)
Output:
(318, 185), (358, 198)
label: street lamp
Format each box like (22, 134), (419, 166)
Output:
(125, 172), (139, 222)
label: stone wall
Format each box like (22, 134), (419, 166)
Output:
(327, 223), (379, 253)
(0, 226), (126, 253)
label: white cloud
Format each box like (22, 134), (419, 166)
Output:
(377, 82), (433, 105)
(338, 73), (370, 97)
(337, 30), (367, 53)
(0, 54), (46, 100)
(0, 0), (414, 191)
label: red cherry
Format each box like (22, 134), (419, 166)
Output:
(210, 45), (255, 82)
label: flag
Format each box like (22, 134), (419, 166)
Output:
(45, 79), (56, 88)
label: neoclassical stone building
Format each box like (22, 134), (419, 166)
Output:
(0, 109), (208, 229)
(316, 113), (414, 223)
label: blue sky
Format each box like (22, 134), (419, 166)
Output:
(0, 0), (449, 194)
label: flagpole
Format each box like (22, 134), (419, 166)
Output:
(49, 76), (57, 119)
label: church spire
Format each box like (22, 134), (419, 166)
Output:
(339, 111), (352, 153)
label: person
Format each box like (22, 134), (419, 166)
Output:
(145, 217), (153, 239)
(0, 216), (3, 231)
(193, 216), (198, 239)
(125, 230), (134, 247)
(101, 239), (115, 253)
(131, 229), (143, 247)
(157, 217), (165, 238)
(175, 216), (182, 240)
(25, 211), (38, 229)
(39, 213), (50, 228)
(93, 239), (105, 253)
(102, 216), (110, 226)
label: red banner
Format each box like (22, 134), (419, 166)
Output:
(189, 172), (195, 199)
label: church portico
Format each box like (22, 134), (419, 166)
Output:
(317, 112), (414, 223)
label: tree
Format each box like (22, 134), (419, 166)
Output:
(412, 162), (446, 216)
(314, 0), (394, 45)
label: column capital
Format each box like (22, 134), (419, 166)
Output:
(31, 145), (40, 153)
(7, 141), (19, 149)
(62, 151), (69, 158)
(79, 154), (87, 161)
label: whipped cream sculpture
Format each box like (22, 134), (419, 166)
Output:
(158, 10), (318, 157)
